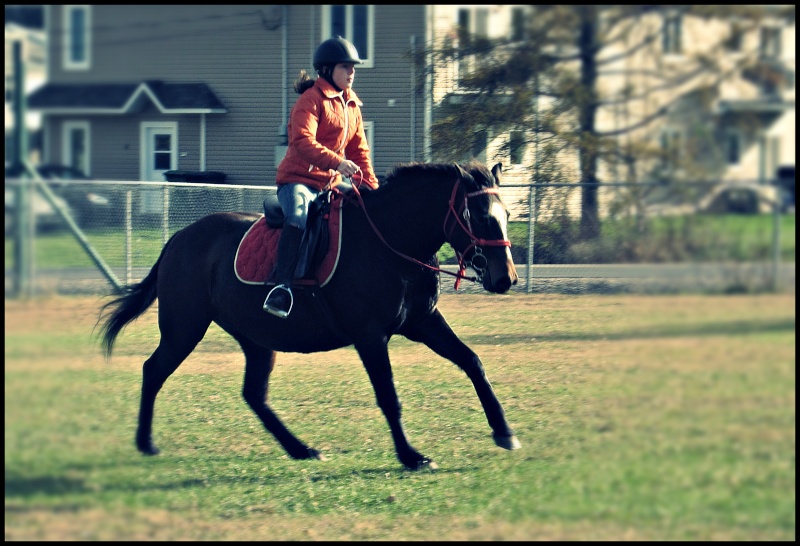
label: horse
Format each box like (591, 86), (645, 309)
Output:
(98, 161), (521, 471)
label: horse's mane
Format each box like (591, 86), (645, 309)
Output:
(380, 161), (492, 190)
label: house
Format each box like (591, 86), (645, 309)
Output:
(26, 5), (428, 185)
(5, 5), (46, 166)
(24, 5), (796, 205)
(429, 5), (795, 218)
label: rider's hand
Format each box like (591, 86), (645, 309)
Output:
(336, 160), (361, 178)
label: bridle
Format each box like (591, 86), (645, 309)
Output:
(442, 177), (512, 290)
(344, 170), (511, 290)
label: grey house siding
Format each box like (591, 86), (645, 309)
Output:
(282, 5), (427, 179)
(354, 6), (427, 176)
(40, 5), (428, 186)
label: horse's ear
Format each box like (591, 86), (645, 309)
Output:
(491, 162), (503, 185)
(453, 162), (473, 183)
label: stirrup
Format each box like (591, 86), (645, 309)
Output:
(263, 284), (293, 318)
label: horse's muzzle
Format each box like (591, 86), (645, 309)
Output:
(484, 256), (518, 294)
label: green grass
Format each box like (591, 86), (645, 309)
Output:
(4, 227), (170, 269)
(4, 293), (795, 540)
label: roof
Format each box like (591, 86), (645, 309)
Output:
(27, 81), (227, 114)
(4, 5), (44, 30)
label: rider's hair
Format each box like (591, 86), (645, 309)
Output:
(294, 70), (316, 95)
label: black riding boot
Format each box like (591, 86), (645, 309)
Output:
(263, 224), (304, 318)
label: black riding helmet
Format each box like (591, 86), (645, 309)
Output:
(313, 36), (363, 71)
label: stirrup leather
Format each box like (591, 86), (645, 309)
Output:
(263, 284), (293, 318)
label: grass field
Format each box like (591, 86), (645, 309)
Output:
(5, 293), (796, 540)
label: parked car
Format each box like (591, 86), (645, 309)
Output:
(5, 164), (116, 230)
(5, 165), (76, 232)
(699, 183), (787, 215)
(36, 165), (118, 226)
(641, 182), (789, 217)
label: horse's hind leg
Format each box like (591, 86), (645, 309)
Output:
(402, 309), (521, 450)
(238, 338), (325, 461)
(137, 340), (200, 455)
(137, 306), (212, 455)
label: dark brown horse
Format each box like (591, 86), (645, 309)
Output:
(99, 161), (520, 470)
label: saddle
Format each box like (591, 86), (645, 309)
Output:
(234, 191), (342, 287)
(262, 190), (333, 278)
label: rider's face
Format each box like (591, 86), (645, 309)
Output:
(333, 63), (355, 90)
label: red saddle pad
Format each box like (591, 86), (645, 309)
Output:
(234, 200), (342, 287)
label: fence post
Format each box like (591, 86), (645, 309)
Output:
(771, 184), (781, 291)
(13, 182), (34, 299)
(526, 185), (536, 293)
(125, 190), (133, 285)
(162, 186), (170, 246)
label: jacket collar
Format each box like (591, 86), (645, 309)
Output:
(315, 77), (362, 106)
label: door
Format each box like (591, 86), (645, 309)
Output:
(140, 122), (177, 213)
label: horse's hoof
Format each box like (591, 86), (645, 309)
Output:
(419, 460), (438, 471)
(138, 444), (160, 456)
(305, 447), (327, 461)
(493, 434), (521, 450)
(403, 457), (437, 471)
(311, 450), (328, 462)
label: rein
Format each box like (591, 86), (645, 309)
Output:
(344, 171), (510, 290)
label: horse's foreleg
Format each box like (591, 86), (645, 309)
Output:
(402, 309), (521, 451)
(355, 338), (437, 470)
(239, 340), (324, 461)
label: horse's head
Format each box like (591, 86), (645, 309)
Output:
(445, 162), (519, 294)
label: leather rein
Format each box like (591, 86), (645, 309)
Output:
(343, 172), (511, 290)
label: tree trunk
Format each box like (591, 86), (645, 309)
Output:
(578, 5), (601, 240)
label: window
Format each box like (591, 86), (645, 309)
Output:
(322, 5), (374, 68)
(362, 120), (374, 164)
(660, 129), (681, 170)
(725, 131), (741, 166)
(510, 131), (526, 166)
(62, 121), (90, 176)
(726, 22), (743, 52)
(662, 14), (682, 55)
(471, 129), (487, 162)
(457, 7), (489, 84)
(63, 5), (91, 70)
(457, 9), (471, 83)
(760, 27), (781, 59)
(5, 74), (14, 104)
(511, 7), (526, 42)
(153, 134), (172, 170)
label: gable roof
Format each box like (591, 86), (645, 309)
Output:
(27, 81), (227, 114)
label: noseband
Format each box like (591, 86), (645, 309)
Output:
(443, 178), (512, 289)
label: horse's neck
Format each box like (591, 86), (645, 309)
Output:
(365, 180), (452, 261)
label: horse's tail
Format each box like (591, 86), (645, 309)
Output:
(97, 239), (169, 359)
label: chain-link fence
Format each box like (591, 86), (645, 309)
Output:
(4, 177), (795, 297)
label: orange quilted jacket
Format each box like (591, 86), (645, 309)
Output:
(276, 77), (379, 191)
